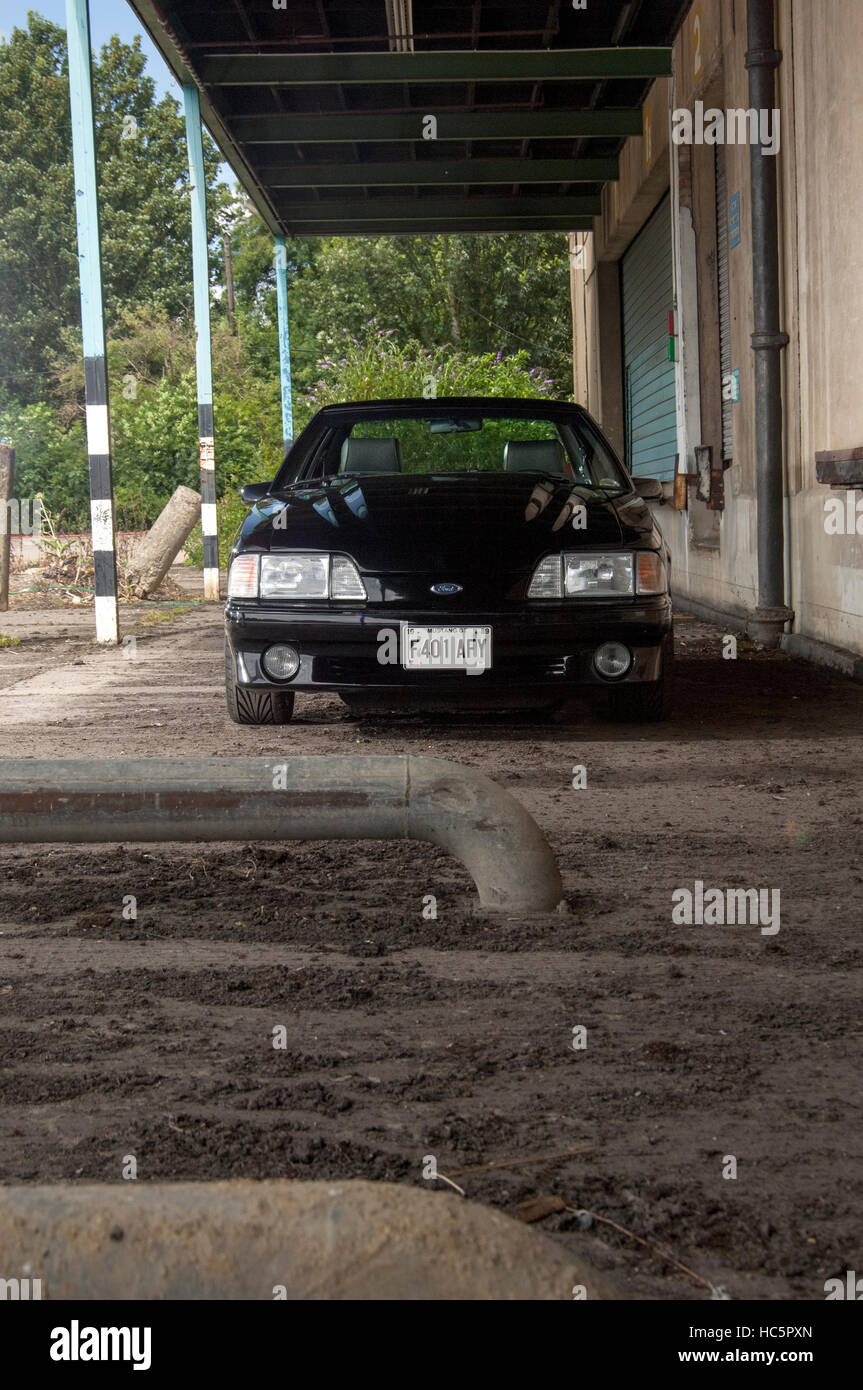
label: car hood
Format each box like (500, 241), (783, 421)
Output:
(239, 474), (659, 571)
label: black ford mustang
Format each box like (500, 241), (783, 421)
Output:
(224, 397), (673, 724)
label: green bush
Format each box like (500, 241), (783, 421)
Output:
(184, 377), (287, 567)
(301, 331), (566, 412)
(0, 401), (89, 527)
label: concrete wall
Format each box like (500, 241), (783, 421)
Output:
(778, 0), (863, 655)
(571, 0), (863, 659)
(660, 0), (759, 618)
(8, 533), (149, 566)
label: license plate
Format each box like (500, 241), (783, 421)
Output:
(401, 624), (492, 671)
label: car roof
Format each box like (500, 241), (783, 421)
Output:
(313, 396), (581, 417)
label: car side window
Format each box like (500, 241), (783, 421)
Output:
(301, 429), (341, 481)
(564, 420), (628, 489)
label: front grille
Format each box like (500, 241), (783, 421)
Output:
(316, 654), (577, 684)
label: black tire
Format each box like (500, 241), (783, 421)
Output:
(225, 640), (295, 725)
(606, 635), (675, 723)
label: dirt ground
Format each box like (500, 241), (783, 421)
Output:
(0, 587), (861, 1300)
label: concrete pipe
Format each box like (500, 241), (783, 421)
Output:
(0, 1179), (618, 1300)
(0, 755), (564, 912)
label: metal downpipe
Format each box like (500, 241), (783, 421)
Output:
(0, 756), (564, 913)
(746, 0), (793, 647)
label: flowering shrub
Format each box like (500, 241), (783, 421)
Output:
(300, 328), (568, 413)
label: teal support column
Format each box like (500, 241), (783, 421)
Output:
(183, 84), (219, 601)
(274, 237), (294, 447)
(65, 0), (118, 643)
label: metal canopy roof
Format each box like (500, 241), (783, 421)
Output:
(126, 1), (689, 237)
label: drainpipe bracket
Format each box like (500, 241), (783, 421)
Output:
(745, 47), (783, 70)
(751, 331), (789, 351)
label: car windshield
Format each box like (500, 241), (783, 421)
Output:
(311, 412), (628, 491)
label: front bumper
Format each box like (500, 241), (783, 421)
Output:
(225, 598), (672, 692)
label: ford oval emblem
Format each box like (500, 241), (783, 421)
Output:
(430, 582), (462, 595)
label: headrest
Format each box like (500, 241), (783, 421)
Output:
(339, 437), (403, 473)
(503, 439), (570, 476)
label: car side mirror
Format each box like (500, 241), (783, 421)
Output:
(634, 477), (664, 502)
(240, 481), (271, 505)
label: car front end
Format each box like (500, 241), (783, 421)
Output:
(224, 399), (673, 723)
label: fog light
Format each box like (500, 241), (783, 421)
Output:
(594, 641), (632, 679)
(262, 644), (300, 681)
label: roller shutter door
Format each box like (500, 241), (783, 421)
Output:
(622, 193), (677, 481)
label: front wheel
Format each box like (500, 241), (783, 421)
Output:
(606, 637), (674, 723)
(225, 640), (295, 725)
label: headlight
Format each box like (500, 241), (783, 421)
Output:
(261, 554), (329, 598)
(564, 553), (634, 596)
(254, 554), (368, 600)
(528, 551), (665, 598)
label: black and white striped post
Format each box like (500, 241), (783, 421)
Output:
(183, 84), (220, 602)
(66, 0), (119, 643)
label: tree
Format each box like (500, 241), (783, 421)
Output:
(39, 305), (284, 529)
(223, 223), (572, 401)
(226, 218), (321, 391)
(290, 232), (573, 389)
(0, 15), (227, 403)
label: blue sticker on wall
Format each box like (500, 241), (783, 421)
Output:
(729, 193), (741, 249)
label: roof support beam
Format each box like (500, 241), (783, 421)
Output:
(274, 195), (601, 222)
(233, 109), (644, 143)
(279, 219), (597, 235)
(198, 48), (672, 85)
(256, 156), (618, 187)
